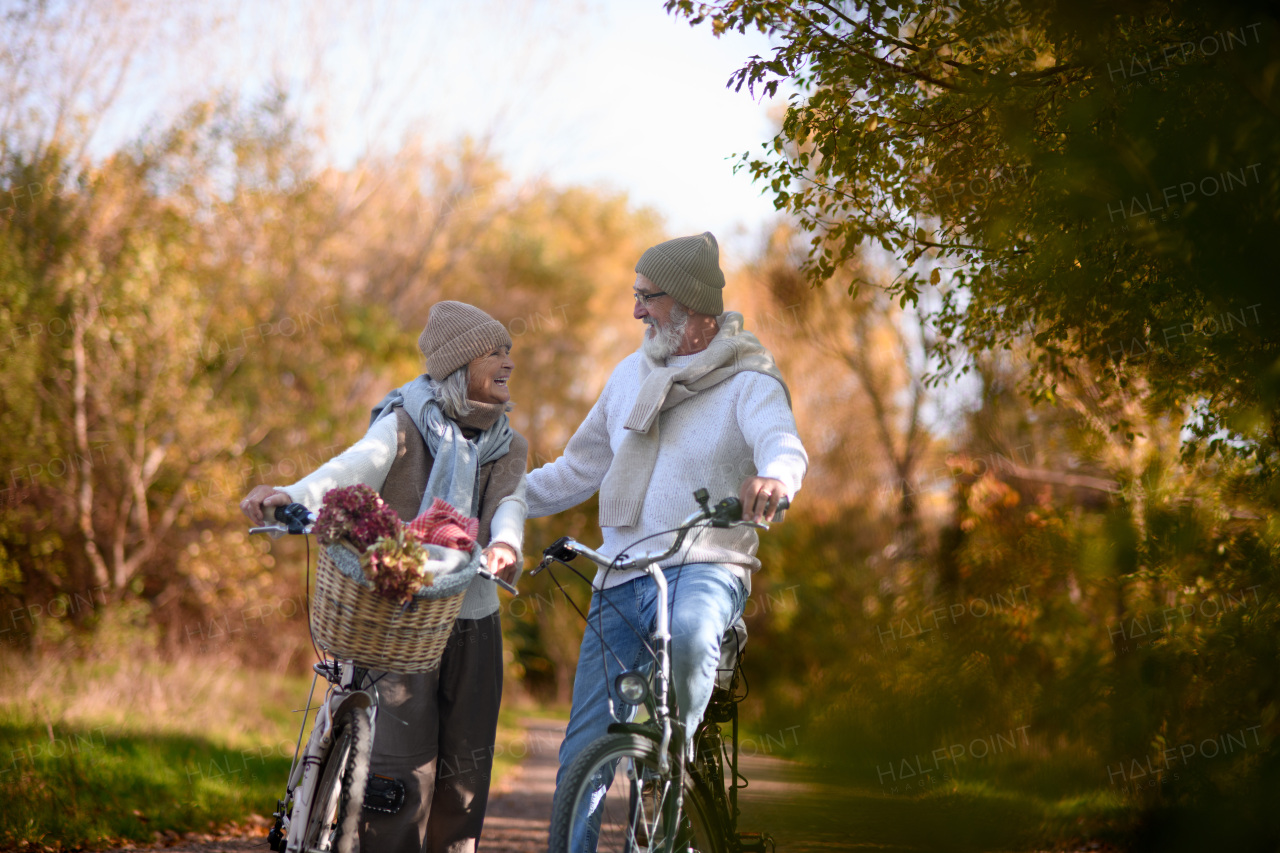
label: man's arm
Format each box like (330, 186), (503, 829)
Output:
(526, 391), (615, 519)
(487, 476), (527, 583)
(736, 373), (808, 521)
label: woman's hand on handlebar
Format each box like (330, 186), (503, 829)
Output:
(483, 543), (519, 584)
(739, 476), (788, 523)
(240, 486), (292, 526)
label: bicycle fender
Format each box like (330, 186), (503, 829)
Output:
(285, 694), (373, 853)
(606, 722), (659, 740)
(329, 690), (373, 723)
(607, 722), (694, 765)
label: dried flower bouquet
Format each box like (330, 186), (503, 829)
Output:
(313, 484), (477, 606)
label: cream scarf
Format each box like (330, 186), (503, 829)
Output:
(598, 312), (790, 528)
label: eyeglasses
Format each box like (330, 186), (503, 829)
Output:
(633, 290), (667, 306)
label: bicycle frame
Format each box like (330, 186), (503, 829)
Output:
(539, 507), (714, 774)
(278, 661), (375, 853)
(250, 507), (372, 851)
(537, 488), (785, 852)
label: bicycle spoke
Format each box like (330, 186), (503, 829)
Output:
(551, 732), (725, 853)
(300, 707), (371, 853)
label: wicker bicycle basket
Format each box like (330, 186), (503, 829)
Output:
(310, 546), (467, 673)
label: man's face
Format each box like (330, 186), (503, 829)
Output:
(634, 273), (691, 360)
(633, 273), (674, 337)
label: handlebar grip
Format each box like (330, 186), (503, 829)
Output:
(272, 502), (313, 534)
(542, 536), (579, 564)
(776, 496), (790, 512)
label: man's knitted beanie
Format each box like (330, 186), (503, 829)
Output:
(634, 231), (725, 316)
(418, 301), (511, 379)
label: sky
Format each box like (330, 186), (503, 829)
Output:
(75, 1), (786, 262)
(67, 0), (979, 429)
(226, 0), (789, 261)
(478, 2), (787, 253)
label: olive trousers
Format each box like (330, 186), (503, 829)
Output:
(359, 612), (503, 853)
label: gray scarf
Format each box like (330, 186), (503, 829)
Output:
(370, 375), (514, 518)
(598, 312), (790, 528)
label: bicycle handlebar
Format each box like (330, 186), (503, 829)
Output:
(249, 502), (518, 593)
(533, 489), (790, 576)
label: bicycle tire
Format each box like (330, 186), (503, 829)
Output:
(548, 731), (727, 853)
(301, 705), (372, 853)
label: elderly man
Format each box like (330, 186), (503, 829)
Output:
(526, 231), (807, 849)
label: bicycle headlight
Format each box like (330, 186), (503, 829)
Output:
(615, 671), (650, 706)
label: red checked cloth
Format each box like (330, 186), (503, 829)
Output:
(406, 498), (479, 551)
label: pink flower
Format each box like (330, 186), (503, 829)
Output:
(366, 536), (432, 605)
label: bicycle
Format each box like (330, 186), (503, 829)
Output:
(535, 487), (787, 853)
(250, 502), (516, 853)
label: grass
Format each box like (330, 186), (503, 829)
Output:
(820, 754), (1138, 850)
(733, 758), (1137, 853)
(0, 649), (309, 849)
(0, 648), (535, 850)
(0, 718), (290, 848)
(729, 713), (1140, 851)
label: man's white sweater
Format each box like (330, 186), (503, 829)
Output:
(526, 349), (807, 593)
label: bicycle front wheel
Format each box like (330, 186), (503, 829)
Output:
(549, 731), (726, 853)
(301, 705), (372, 853)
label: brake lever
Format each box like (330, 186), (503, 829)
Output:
(534, 537), (579, 575)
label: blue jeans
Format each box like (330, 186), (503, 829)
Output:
(552, 563), (747, 853)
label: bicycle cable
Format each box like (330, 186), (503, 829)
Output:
(544, 557), (633, 673)
(690, 520), (758, 707)
(554, 512), (754, 715)
(733, 644), (749, 704)
(302, 533), (325, 665)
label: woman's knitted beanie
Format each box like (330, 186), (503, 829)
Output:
(634, 231), (725, 316)
(418, 301), (512, 379)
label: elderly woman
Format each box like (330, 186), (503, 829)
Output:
(240, 301), (527, 853)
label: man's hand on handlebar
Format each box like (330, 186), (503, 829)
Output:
(483, 543), (520, 585)
(240, 486), (292, 526)
(738, 476), (789, 523)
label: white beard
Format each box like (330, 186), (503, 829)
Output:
(641, 304), (689, 361)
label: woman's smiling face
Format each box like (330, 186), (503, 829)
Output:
(466, 344), (514, 404)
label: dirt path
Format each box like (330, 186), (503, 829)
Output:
(479, 717), (565, 852)
(484, 719), (856, 853)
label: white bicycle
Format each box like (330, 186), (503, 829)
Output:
(251, 502), (514, 853)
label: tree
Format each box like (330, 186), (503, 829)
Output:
(672, 5), (1280, 839)
(667, 0), (1280, 470)
(754, 223), (943, 558)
